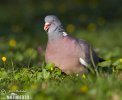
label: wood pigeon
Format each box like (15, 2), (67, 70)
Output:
(44, 15), (103, 74)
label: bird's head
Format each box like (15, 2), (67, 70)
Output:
(44, 15), (66, 40)
(44, 15), (64, 33)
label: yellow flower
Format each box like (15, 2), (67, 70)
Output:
(51, 67), (53, 71)
(119, 59), (122, 63)
(10, 84), (18, 92)
(80, 85), (88, 93)
(1, 56), (7, 62)
(82, 74), (86, 79)
(66, 24), (75, 33)
(9, 39), (16, 47)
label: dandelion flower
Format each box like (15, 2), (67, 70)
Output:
(119, 58), (122, 63)
(1, 56), (6, 62)
(10, 84), (18, 92)
(9, 39), (16, 47)
(80, 85), (88, 93)
(51, 67), (53, 71)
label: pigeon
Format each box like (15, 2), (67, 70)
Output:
(44, 15), (103, 74)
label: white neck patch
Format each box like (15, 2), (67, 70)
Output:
(63, 32), (68, 36)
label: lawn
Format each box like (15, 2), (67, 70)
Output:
(0, 21), (122, 100)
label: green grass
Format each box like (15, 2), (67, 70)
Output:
(0, 22), (122, 100)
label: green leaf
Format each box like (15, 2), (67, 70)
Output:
(36, 72), (42, 80)
(54, 68), (62, 76)
(116, 65), (122, 70)
(42, 69), (50, 79)
(112, 59), (121, 66)
(15, 52), (24, 61)
(0, 70), (8, 78)
(98, 60), (112, 67)
(45, 63), (55, 71)
(14, 73), (21, 80)
(104, 52), (113, 59)
(24, 48), (37, 59)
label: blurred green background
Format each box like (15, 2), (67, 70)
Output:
(0, 0), (122, 47)
(0, 0), (122, 100)
(0, 0), (121, 34)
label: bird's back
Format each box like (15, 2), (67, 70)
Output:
(77, 39), (100, 65)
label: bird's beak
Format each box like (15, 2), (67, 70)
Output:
(44, 22), (51, 32)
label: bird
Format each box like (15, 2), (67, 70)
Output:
(44, 15), (103, 74)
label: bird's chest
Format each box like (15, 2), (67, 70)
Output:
(45, 38), (80, 65)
